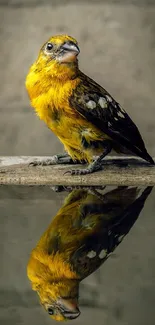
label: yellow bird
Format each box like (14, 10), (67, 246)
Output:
(26, 34), (154, 175)
(27, 186), (152, 321)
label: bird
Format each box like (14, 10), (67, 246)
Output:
(27, 186), (152, 321)
(26, 34), (154, 175)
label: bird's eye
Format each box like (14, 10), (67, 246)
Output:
(47, 307), (54, 315)
(46, 43), (53, 51)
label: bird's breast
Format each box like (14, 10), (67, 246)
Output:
(27, 75), (110, 160)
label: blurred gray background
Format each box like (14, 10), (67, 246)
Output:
(1, 1), (155, 325)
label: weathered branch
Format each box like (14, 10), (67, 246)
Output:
(0, 156), (154, 186)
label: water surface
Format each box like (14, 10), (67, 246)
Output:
(1, 185), (155, 325)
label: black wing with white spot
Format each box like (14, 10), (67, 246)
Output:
(70, 186), (152, 279)
(70, 73), (154, 164)
(70, 232), (109, 279)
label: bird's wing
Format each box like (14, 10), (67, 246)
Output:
(70, 74), (153, 163)
(70, 186), (153, 279)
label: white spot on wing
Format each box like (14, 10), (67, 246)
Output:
(87, 250), (96, 258)
(99, 249), (107, 259)
(108, 122), (112, 127)
(98, 97), (107, 108)
(106, 95), (113, 102)
(117, 111), (125, 118)
(86, 100), (96, 110)
(117, 235), (125, 243)
(118, 104), (125, 112)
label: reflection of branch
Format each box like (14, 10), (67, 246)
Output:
(0, 156), (154, 186)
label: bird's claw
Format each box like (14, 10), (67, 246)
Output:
(64, 169), (82, 176)
(64, 168), (93, 176)
(29, 159), (54, 167)
(29, 161), (41, 167)
(53, 154), (76, 165)
(53, 155), (59, 164)
(53, 154), (71, 164)
(64, 170), (72, 176)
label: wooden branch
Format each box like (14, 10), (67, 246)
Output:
(0, 156), (154, 186)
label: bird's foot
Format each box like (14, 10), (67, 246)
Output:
(29, 158), (55, 167)
(50, 185), (106, 193)
(64, 160), (103, 176)
(64, 141), (112, 175)
(29, 153), (85, 167)
(50, 185), (66, 192)
(29, 153), (73, 167)
(88, 188), (106, 201)
(54, 153), (73, 164)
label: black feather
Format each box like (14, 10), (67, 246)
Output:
(70, 73), (154, 164)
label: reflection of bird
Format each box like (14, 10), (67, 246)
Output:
(27, 186), (152, 321)
(26, 34), (154, 175)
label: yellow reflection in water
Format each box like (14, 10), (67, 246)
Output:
(27, 186), (152, 321)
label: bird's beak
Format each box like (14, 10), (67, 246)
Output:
(61, 43), (80, 55)
(58, 298), (81, 320)
(58, 42), (80, 63)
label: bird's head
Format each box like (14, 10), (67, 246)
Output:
(36, 34), (80, 80)
(36, 279), (80, 321)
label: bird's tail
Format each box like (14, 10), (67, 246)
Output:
(137, 148), (154, 165)
(119, 143), (154, 165)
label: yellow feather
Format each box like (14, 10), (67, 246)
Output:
(25, 35), (109, 163)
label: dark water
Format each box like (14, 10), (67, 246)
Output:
(1, 185), (155, 325)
